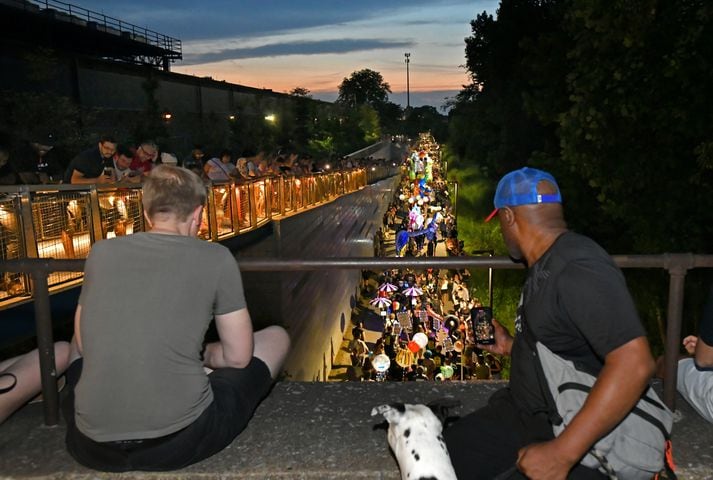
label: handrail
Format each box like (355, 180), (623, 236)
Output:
(0, 167), (399, 310)
(2, 254), (712, 425)
(5, 0), (182, 56)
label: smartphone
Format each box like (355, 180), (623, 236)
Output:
(103, 167), (114, 177)
(471, 306), (495, 345)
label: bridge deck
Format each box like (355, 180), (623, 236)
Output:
(0, 381), (711, 479)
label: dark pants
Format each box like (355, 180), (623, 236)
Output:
(62, 357), (273, 472)
(444, 388), (607, 480)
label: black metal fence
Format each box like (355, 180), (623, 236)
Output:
(2, 254), (712, 425)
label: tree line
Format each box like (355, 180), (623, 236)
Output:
(446, 0), (713, 343)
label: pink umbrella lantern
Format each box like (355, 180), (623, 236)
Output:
(378, 282), (398, 293)
(402, 286), (423, 297)
(402, 285), (423, 306)
(370, 296), (392, 316)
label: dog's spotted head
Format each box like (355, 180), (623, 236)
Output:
(371, 400), (460, 480)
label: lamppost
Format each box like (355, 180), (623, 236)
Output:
(404, 52), (411, 109)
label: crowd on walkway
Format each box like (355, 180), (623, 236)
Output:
(349, 133), (502, 383)
(0, 130), (380, 186)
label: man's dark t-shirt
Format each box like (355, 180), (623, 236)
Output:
(64, 146), (107, 183)
(508, 231), (646, 415)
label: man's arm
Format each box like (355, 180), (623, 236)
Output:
(70, 169), (111, 185)
(202, 308), (254, 369)
(517, 336), (655, 480)
(695, 336), (713, 368)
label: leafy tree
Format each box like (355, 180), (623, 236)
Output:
(289, 87), (312, 98)
(557, 1), (713, 254)
(449, 1), (559, 176)
(356, 105), (381, 144)
(375, 101), (404, 135)
(403, 106), (448, 142)
(337, 69), (392, 110)
(448, 0), (713, 348)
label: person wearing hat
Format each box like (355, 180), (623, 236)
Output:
(12, 132), (65, 184)
(444, 167), (656, 480)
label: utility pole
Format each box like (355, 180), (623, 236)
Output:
(404, 52), (411, 109)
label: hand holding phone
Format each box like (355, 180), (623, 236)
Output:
(471, 306), (495, 345)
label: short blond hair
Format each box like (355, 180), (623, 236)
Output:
(142, 165), (207, 220)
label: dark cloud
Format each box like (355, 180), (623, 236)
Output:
(181, 38), (413, 65)
(63, 0), (482, 40)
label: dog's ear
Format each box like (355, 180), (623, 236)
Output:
(427, 397), (461, 424)
(371, 403), (405, 418)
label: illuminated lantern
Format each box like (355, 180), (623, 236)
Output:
(407, 341), (421, 353)
(372, 354), (391, 373)
(454, 340), (464, 352)
(412, 332), (428, 348)
(444, 316), (459, 333)
(441, 365), (454, 379)
(392, 301), (400, 311)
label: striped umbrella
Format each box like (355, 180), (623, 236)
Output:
(378, 282), (398, 293)
(402, 286), (423, 297)
(370, 296), (393, 309)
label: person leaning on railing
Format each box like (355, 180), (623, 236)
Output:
(63, 135), (117, 185)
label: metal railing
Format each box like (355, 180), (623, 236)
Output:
(4, 0), (182, 57)
(2, 255), (712, 425)
(0, 167), (387, 309)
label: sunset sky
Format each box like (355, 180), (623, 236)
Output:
(70, 0), (500, 108)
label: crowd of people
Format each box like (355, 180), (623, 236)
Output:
(351, 134), (501, 383)
(0, 131), (379, 187)
(0, 130), (711, 478)
(350, 267), (502, 384)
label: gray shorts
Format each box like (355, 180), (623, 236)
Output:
(677, 358), (713, 424)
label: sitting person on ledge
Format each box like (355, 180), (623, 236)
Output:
(677, 286), (713, 424)
(62, 165), (290, 472)
(0, 342), (71, 425)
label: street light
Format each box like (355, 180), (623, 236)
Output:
(404, 53), (411, 109)
(264, 114), (276, 123)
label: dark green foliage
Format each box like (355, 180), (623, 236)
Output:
(449, 0), (713, 349)
(337, 69), (392, 109)
(402, 106), (449, 143)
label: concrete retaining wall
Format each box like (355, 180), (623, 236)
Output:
(237, 176), (400, 381)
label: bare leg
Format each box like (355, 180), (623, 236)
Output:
(0, 341), (71, 424)
(253, 326), (290, 379)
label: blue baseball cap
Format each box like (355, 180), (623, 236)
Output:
(485, 167), (562, 222)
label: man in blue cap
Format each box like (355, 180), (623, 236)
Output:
(444, 167), (657, 479)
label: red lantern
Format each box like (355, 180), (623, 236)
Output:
(407, 341), (420, 353)
(392, 301), (400, 311)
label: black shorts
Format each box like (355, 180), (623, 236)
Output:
(62, 357), (273, 472)
(444, 388), (607, 480)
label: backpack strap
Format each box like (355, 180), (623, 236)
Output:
(519, 317), (563, 426)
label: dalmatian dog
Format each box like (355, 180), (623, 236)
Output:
(371, 401), (459, 480)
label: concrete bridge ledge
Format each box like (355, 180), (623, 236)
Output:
(0, 381), (711, 479)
